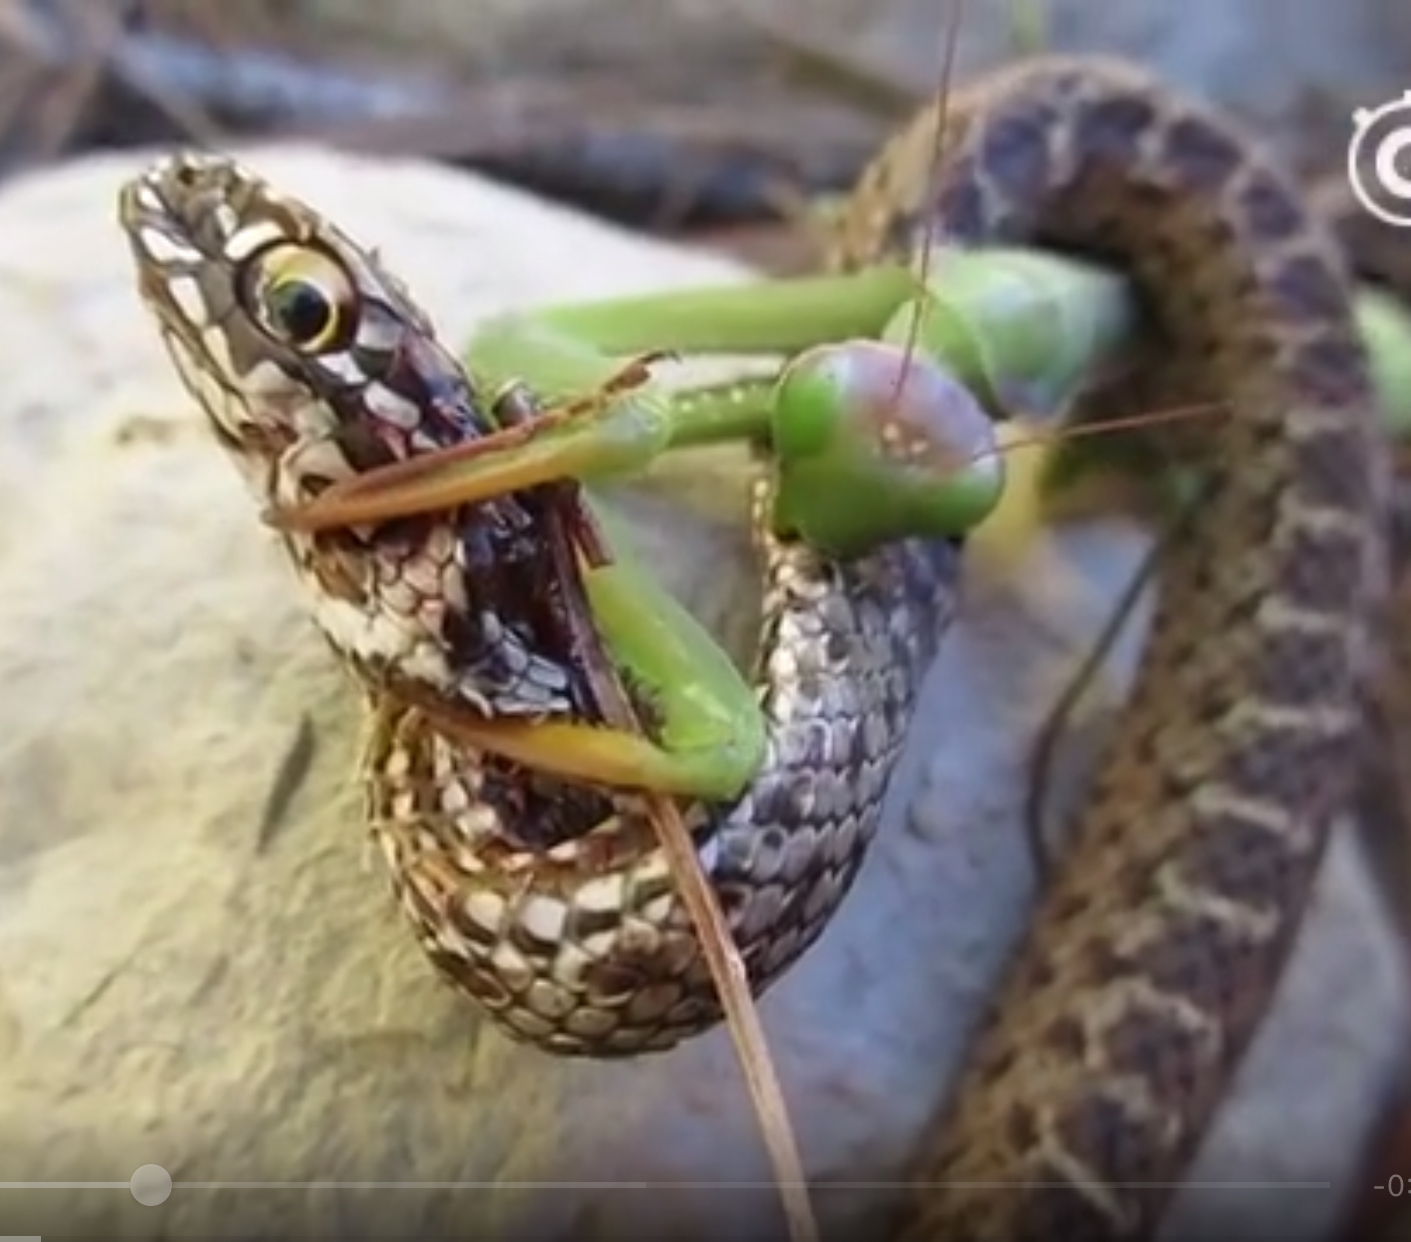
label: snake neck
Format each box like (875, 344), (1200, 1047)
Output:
(285, 501), (600, 721)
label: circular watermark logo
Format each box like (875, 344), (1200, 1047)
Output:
(1350, 94), (1411, 226)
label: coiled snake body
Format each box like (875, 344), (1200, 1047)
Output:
(119, 56), (1394, 1242)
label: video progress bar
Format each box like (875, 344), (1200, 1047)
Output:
(0, 1180), (1335, 1191)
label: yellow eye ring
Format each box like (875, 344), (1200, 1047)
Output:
(242, 242), (355, 354)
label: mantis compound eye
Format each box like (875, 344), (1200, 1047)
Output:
(242, 242), (355, 354)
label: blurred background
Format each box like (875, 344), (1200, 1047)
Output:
(3, 0), (1407, 271)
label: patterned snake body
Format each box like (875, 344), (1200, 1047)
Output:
(119, 54), (1395, 1241)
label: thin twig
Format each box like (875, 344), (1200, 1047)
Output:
(647, 794), (818, 1242)
(564, 496), (816, 1242)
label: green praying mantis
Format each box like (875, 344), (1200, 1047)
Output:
(265, 239), (1411, 805)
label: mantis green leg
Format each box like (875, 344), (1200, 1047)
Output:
(432, 500), (768, 801)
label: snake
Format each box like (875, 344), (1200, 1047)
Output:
(117, 54), (1400, 1242)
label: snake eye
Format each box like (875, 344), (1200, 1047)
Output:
(243, 242), (354, 354)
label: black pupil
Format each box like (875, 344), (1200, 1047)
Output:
(269, 280), (332, 344)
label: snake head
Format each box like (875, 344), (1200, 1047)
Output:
(117, 151), (599, 722)
(117, 150), (501, 512)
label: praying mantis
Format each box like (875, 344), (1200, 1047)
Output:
(262, 246), (1161, 789)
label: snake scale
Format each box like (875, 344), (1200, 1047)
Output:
(118, 53), (1407, 1242)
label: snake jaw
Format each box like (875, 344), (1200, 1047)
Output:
(119, 152), (475, 476)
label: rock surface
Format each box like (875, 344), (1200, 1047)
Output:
(0, 146), (1405, 1241)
